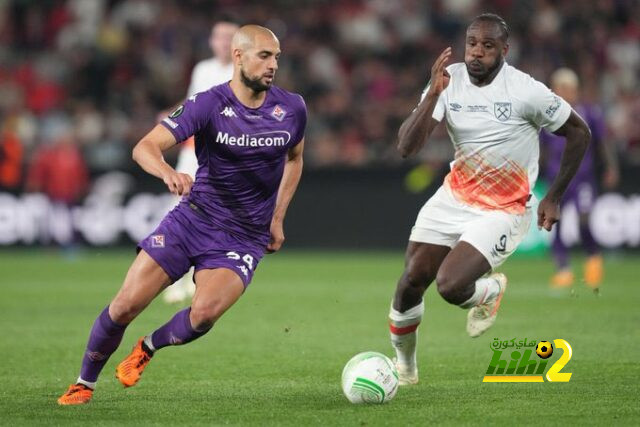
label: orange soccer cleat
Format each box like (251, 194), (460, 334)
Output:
(584, 255), (603, 289)
(116, 337), (153, 388)
(550, 269), (574, 289)
(57, 383), (93, 405)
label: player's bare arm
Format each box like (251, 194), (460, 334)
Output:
(538, 110), (591, 231)
(132, 124), (194, 196)
(267, 139), (304, 253)
(397, 47), (451, 158)
(600, 135), (620, 189)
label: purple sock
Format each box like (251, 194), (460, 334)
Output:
(579, 223), (599, 256)
(150, 308), (210, 350)
(551, 221), (569, 270)
(79, 306), (127, 383)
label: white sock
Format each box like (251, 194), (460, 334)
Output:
(76, 377), (96, 390)
(143, 335), (156, 352)
(460, 277), (501, 309)
(389, 300), (424, 367)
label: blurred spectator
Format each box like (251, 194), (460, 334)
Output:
(0, 0), (636, 173)
(26, 116), (88, 204)
(0, 116), (23, 192)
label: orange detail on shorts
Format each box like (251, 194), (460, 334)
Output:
(445, 153), (529, 214)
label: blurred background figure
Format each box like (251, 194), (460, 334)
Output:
(0, 116), (23, 193)
(26, 115), (89, 249)
(0, 0), (637, 255)
(163, 17), (239, 304)
(26, 116), (88, 205)
(540, 68), (619, 291)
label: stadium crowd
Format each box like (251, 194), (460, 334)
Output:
(0, 0), (638, 193)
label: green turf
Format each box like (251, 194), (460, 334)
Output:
(0, 249), (638, 425)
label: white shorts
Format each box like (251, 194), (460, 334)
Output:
(409, 186), (533, 268)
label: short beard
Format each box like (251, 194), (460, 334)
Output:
(240, 69), (271, 92)
(466, 56), (503, 81)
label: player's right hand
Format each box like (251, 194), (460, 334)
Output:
(162, 170), (193, 196)
(537, 196), (560, 232)
(427, 47), (452, 97)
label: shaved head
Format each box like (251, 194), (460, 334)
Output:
(550, 67), (579, 104)
(232, 25), (279, 51)
(551, 68), (579, 89)
(230, 25), (281, 94)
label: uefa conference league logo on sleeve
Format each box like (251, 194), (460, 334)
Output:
(483, 338), (573, 383)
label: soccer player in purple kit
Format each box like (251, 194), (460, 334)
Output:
(541, 68), (619, 291)
(57, 25), (307, 405)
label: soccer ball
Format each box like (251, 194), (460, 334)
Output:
(536, 341), (554, 359)
(341, 352), (399, 404)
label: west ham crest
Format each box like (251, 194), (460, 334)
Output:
(494, 102), (512, 121)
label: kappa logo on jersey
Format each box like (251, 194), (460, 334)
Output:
(188, 93), (198, 103)
(271, 104), (286, 121)
(220, 106), (237, 117)
(151, 234), (165, 248)
(449, 102), (462, 112)
(494, 102), (512, 121)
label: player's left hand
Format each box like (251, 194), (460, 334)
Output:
(537, 197), (560, 231)
(267, 220), (285, 253)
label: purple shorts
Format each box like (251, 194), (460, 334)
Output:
(138, 203), (265, 287)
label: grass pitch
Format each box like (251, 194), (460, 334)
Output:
(0, 249), (638, 425)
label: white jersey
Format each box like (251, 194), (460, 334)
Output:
(177, 57), (234, 177)
(186, 57), (234, 97)
(423, 62), (571, 214)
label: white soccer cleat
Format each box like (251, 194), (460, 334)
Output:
(466, 273), (508, 338)
(394, 359), (419, 385)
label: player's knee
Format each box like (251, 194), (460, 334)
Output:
(189, 301), (225, 331)
(435, 271), (462, 304)
(403, 262), (434, 291)
(109, 298), (144, 324)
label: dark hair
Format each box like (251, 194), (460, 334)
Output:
(214, 13), (242, 27)
(470, 13), (509, 41)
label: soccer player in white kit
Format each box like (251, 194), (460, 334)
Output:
(388, 14), (591, 385)
(163, 18), (239, 304)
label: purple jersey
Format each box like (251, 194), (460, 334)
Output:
(161, 83), (307, 247)
(540, 103), (605, 183)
